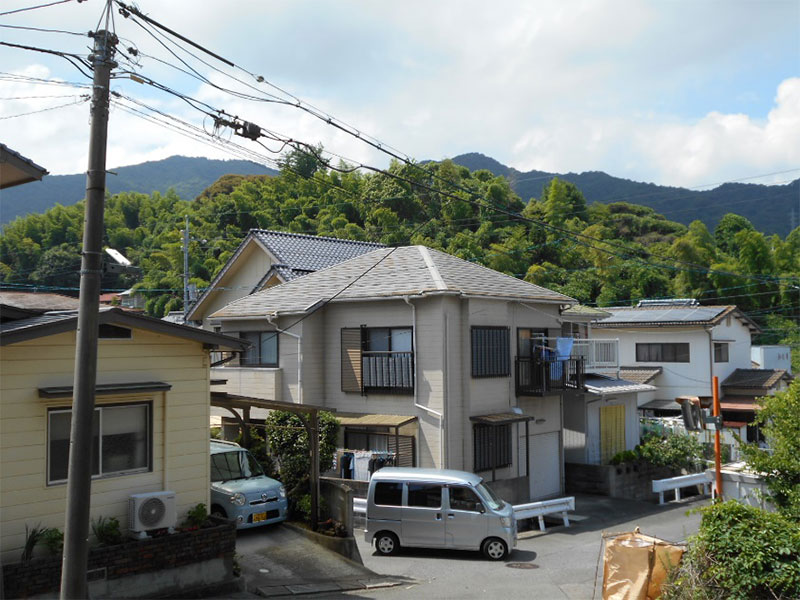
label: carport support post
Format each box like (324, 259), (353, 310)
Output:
(60, 26), (117, 600)
(310, 411), (320, 531)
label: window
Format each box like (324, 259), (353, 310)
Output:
(449, 486), (482, 512)
(341, 326), (414, 394)
(374, 482), (403, 506)
(240, 331), (279, 367)
(407, 483), (442, 508)
(48, 402), (151, 484)
(210, 450), (264, 482)
(472, 327), (510, 377)
(714, 342), (729, 363)
(473, 423), (512, 472)
(635, 343), (690, 363)
(99, 324), (132, 339)
(517, 328), (547, 358)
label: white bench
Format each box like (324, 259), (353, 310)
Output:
(513, 496), (575, 532)
(652, 472), (712, 505)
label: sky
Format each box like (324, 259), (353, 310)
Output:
(1, 0), (798, 191)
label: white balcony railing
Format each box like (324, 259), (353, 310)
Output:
(570, 338), (619, 370)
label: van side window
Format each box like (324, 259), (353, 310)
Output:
(374, 482), (403, 506)
(407, 483), (442, 508)
(449, 487), (481, 512)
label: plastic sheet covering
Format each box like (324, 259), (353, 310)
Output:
(602, 530), (685, 600)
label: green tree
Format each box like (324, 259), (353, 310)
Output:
(714, 213), (755, 255)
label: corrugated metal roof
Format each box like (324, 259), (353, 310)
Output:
(470, 412), (534, 425)
(640, 398), (681, 411)
(212, 246), (575, 319)
(337, 414), (417, 427)
(584, 375), (656, 395)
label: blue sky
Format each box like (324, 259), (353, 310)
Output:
(1, 0), (798, 189)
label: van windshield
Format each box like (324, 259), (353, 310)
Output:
(475, 481), (504, 511)
(211, 450), (264, 482)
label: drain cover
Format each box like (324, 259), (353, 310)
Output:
(506, 562), (538, 569)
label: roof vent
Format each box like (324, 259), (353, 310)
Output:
(636, 298), (699, 307)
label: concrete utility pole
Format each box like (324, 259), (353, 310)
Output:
(60, 25), (117, 600)
(183, 215), (189, 323)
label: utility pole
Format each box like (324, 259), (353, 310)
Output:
(183, 215), (189, 323)
(60, 25), (117, 600)
(713, 375), (723, 500)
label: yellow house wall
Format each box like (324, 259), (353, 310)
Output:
(0, 328), (212, 563)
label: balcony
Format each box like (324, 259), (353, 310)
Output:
(516, 356), (585, 396)
(570, 338), (619, 371)
(362, 351), (414, 394)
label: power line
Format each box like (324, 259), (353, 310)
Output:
(0, 0), (76, 17)
(0, 95), (88, 119)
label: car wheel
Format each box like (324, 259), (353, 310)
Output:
(375, 531), (400, 556)
(481, 537), (508, 561)
(211, 505), (227, 519)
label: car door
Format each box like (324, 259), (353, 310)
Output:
(445, 486), (488, 549)
(401, 482), (445, 547)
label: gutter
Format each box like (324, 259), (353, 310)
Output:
(404, 295), (444, 468)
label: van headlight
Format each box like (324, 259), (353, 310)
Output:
(230, 492), (246, 506)
(500, 516), (512, 528)
(279, 486), (286, 498)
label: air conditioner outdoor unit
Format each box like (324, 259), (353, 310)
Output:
(129, 491), (177, 537)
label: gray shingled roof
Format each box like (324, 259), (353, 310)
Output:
(211, 246), (574, 318)
(721, 369), (791, 389)
(187, 230), (384, 321)
(619, 366), (663, 385)
(252, 230), (384, 272)
(0, 291), (80, 312)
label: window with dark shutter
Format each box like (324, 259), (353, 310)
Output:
(635, 343), (690, 363)
(471, 326), (510, 377)
(473, 423), (512, 471)
(341, 328), (363, 392)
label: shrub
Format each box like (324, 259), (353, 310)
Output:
(92, 516), (123, 546)
(264, 411), (339, 520)
(662, 500), (800, 600)
(39, 527), (64, 555)
(738, 379), (800, 522)
(21, 524), (43, 562)
(609, 433), (704, 472)
(183, 503), (209, 529)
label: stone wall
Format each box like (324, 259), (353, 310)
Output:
(321, 478), (355, 536)
(566, 462), (677, 502)
(2, 518), (236, 598)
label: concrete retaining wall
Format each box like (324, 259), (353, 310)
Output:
(566, 462), (677, 502)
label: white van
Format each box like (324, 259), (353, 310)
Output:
(365, 468), (517, 560)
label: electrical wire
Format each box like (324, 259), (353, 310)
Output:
(0, 95), (89, 119)
(0, 0), (76, 18)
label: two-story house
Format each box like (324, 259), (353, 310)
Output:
(207, 245), (587, 502)
(186, 229), (384, 328)
(594, 300), (761, 406)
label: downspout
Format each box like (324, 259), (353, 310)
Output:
(404, 295), (444, 467)
(268, 315), (302, 405)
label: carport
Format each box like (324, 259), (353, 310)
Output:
(211, 391), (334, 531)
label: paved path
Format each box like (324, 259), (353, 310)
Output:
(343, 493), (708, 599)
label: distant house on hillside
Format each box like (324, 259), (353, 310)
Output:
(186, 230), (384, 328)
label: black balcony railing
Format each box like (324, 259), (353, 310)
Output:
(515, 356), (585, 396)
(362, 351), (414, 394)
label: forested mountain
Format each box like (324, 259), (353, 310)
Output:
(1, 154), (797, 345)
(0, 156), (277, 224)
(450, 153), (800, 237)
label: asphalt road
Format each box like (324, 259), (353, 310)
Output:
(343, 493), (708, 600)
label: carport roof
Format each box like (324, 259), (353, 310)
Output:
(210, 391), (331, 414)
(337, 414), (417, 427)
(470, 412), (534, 425)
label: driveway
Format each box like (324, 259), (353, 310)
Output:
(345, 493), (709, 599)
(235, 523), (409, 597)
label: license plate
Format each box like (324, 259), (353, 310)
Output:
(253, 512), (267, 523)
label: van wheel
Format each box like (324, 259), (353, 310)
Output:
(211, 504), (227, 519)
(375, 531), (400, 556)
(481, 537), (508, 561)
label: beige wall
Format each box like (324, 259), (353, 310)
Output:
(195, 241), (273, 328)
(0, 329), (212, 562)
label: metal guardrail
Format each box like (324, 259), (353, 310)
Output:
(354, 496), (575, 533)
(652, 472), (712, 505)
(513, 496), (575, 531)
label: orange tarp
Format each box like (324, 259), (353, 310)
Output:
(602, 531), (685, 600)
